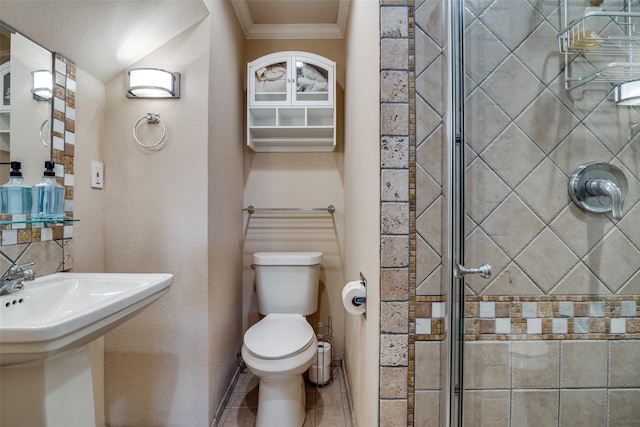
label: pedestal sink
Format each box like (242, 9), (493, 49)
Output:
(0, 272), (173, 426)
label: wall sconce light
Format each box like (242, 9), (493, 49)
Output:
(616, 80), (640, 106)
(31, 69), (52, 101)
(127, 68), (180, 99)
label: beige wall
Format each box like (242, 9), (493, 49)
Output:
(242, 38), (347, 359)
(207, 0), (246, 422)
(344, 1), (380, 426)
(74, 66), (107, 426)
(102, 16), (213, 425)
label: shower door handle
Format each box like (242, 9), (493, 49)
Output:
(454, 263), (492, 279)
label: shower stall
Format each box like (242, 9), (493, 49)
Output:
(446, 0), (640, 425)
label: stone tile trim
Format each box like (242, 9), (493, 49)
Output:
(380, 0), (414, 425)
(465, 295), (640, 340)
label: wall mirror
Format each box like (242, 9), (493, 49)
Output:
(0, 21), (52, 186)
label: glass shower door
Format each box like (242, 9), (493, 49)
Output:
(453, 0), (640, 425)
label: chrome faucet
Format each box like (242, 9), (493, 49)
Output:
(0, 262), (36, 296)
(569, 162), (628, 221)
(585, 178), (624, 220)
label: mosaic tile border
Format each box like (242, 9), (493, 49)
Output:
(465, 296), (640, 340)
(0, 53), (75, 251)
(415, 296), (446, 340)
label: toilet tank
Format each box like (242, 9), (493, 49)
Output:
(253, 252), (322, 315)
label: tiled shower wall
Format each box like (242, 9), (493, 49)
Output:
(380, 0), (640, 425)
(0, 53), (74, 278)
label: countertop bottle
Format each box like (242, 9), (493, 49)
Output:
(0, 161), (32, 214)
(32, 161), (64, 221)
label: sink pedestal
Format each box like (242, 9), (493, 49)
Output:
(1, 344), (95, 426)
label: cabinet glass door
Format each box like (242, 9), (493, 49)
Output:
(253, 60), (289, 103)
(294, 60), (330, 104)
(0, 64), (10, 111)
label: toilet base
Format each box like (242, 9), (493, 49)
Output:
(256, 374), (306, 427)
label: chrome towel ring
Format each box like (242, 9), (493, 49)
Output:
(133, 113), (167, 149)
(39, 119), (49, 147)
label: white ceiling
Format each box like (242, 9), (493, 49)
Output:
(1, 0), (209, 83)
(0, 0), (348, 83)
(231, 0), (350, 39)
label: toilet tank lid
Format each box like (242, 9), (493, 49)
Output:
(253, 251), (323, 265)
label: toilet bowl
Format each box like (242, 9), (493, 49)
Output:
(242, 313), (317, 427)
(242, 251), (322, 427)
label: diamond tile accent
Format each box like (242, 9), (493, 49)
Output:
(417, 55), (444, 115)
(417, 197), (443, 254)
(463, 20), (510, 85)
(465, 158), (511, 223)
(417, 125), (444, 184)
(549, 125), (613, 176)
(516, 90), (579, 153)
(481, 124), (545, 188)
(464, 0), (494, 19)
(465, 227), (511, 294)
(618, 139), (640, 182)
(415, 0), (444, 47)
(481, 193), (545, 258)
(516, 229), (579, 293)
(483, 263), (543, 295)
(585, 229), (640, 293)
(516, 159), (570, 223)
(514, 21), (563, 84)
(480, 0), (543, 50)
(416, 166), (441, 216)
(465, 88), (511, 153)
(416, 236), (441, 286)
(550, 204), (614, 257)
(618, 203), (640, 249)
(551, 262), (610, 295)
(416, 97), (441, 144)
(584, 101), (640, 155)
(415, 28), (442, 76)
(482, 55), (545, 119)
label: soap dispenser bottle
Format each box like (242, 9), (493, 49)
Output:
(0, 161), (32, 214)
(32, 161), (65, 221)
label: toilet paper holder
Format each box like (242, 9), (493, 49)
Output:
(352, 272), (367, 306)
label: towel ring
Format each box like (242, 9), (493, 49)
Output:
(39, 119), (49, 147)
(133, 113), (167, 149)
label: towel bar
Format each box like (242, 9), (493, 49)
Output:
(242, 205), (335, 214)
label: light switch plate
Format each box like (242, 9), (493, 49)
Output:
(91, 161), (104, 189)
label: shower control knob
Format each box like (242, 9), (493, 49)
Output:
(454, 263), (492, 279)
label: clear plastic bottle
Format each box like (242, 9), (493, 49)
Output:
(0, 161), (32, 214)
(32, 161), (65, 221)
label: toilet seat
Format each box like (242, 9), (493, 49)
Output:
(244, 313), (315, 360)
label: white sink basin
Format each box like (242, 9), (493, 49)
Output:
(0, 272), (172, 366)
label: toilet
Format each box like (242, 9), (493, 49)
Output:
(241, 251), (322, 427)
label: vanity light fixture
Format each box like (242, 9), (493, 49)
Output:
(127, 68), (180, 99)
(615, 80), (640, 106)
(31, 69), (52, 101)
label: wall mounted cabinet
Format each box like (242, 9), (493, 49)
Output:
(0, 62), (10, 152)
(247, 52), (336, 152)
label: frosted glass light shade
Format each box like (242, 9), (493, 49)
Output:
(31, 70), (52, 101)
(127, 68), (180, 98)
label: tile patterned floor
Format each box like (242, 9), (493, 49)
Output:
(219, 365), (353, 427)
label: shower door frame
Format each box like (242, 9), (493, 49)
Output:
(447, 0), (465, 425)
